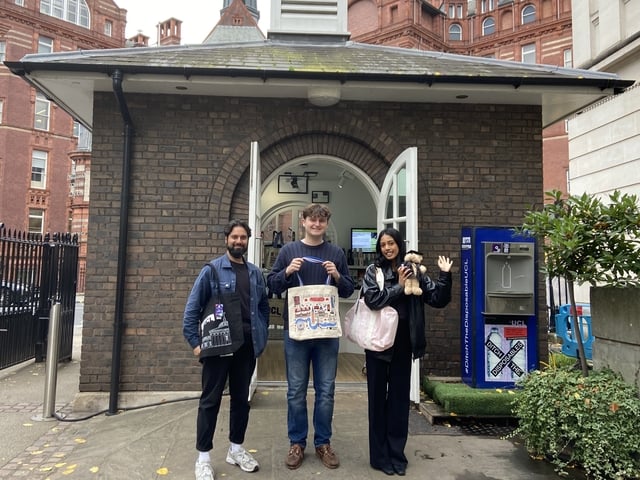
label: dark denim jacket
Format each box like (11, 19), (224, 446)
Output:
(183, 255), (270, 357)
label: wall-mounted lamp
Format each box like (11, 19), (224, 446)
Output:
(337, 170), (352, 189)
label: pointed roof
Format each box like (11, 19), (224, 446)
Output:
(202, 0), (264, 44)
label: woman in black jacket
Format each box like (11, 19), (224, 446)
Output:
(362, 227), (452, 476)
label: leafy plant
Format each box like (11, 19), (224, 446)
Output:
(517, 190), (640, 376)
(511, 367), (640, 479)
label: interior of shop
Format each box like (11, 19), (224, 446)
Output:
(258, 156), (377, 384)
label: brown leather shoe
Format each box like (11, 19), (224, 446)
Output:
(285, 444), (304, 470)
(315, 444), (340, 469)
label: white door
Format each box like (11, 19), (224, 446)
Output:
(247, 141), (261, 401)
(377, 147), (421, 403)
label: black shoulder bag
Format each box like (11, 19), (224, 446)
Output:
(199, 264), (245, 359)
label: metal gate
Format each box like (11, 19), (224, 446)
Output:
(0, 227), (78, 370)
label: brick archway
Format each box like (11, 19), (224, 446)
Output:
(210, 112), (406, 221)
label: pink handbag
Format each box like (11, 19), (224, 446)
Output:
(344, 297), (398, 351)
(344, 267), (398, 351)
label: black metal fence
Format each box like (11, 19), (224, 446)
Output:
(0, 227), (78, 370)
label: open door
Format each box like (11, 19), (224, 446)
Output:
(247, 141), (261, 400)
(377, 147), (421, 403)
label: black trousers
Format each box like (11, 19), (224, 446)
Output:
(365, 348), (412, 470)
(196, 340), (256, 452)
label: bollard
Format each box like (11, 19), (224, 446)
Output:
(32, 302), (61, 422)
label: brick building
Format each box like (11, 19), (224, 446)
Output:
(0, 0), (126, 235)
(348, 0), (574, 196)
(6, 0), (631, 404)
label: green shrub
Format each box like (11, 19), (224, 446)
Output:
(511, 367), (640, 479)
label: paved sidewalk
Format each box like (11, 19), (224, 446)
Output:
(0, 362), (587, 479)
(0, 303), (585, 479)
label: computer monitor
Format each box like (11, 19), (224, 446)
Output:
(351, 228), (378, 253)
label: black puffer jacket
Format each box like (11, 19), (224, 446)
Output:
(362, 263), (452, 360)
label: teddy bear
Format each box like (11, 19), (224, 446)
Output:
(403, 250), (427, 295)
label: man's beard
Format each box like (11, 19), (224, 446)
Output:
(227, 245), (247, 259)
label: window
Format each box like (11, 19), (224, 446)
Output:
(522, 5), (536, 24)
(449, 24), (462, 41)
(522, 43), (536, 64)
(0, 41), (6, 63)
(15, 0), (25, 5)
(40, 0), (90, 28)
(482, 17), (495, 35)
(0, 99), (3, 124)
(563, 48), (572, 68)
(449, 4), (455, 18)
(457, 4), (463, 18)
(481, 0), (494, 14)
(38, 35), (54, 53)
(31, 150), (48, 189)
(29, 209), (45, 234)
(104, 20), (112, 36)
(34, 93), (50, 131)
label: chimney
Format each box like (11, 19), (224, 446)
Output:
(127, 32), (149, 47)
(158, 17), (182, 46)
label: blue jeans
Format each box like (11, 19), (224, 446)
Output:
(284, 331), (339, 449)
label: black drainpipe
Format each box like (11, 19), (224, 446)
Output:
(108, 69), (134, 415)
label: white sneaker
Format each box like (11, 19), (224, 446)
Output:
(195, 461), (214, 480)
(226, 446), (259, 472)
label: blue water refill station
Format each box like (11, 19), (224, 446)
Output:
(460, 226), (538, 388)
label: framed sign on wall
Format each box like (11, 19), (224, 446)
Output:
(311, 190), (330, 203)
(278, 175), (308, 194)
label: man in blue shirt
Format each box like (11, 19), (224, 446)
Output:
(268, 204), (354, 470)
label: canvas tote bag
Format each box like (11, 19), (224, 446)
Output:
(288, 270), (342, 341)
(344, 267), (399, 351)
(199, 264), (245, 359)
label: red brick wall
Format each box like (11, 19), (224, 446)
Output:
(80, 93), (544, 392)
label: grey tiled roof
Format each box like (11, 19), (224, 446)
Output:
(12, 40), (626, 87)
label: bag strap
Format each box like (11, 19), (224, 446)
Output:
(354, 266), (384, 314)
(294, 256), (332, 286)
(375, 267), (384, 289)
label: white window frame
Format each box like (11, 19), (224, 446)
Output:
(457, 4), (463, 18)
(40, 0), (90, 28)
(15, 0), (25, 5)
(0, 99), (4, 124)
(29, 209), (45, 234)
(522, 43), (536, 64)
(522, 5), (536, 24)
(482, 17), (495, 36)
(481, 0), (494, 14)
(449, 4), (455, 18)
(31, 150), (48, 189)
(0, 41), (6, 63)
(34, 93), (51, 131)
(104, 20), (113, 37)
(563, 48), (572, 68)
(38, 35), (54, 54)
(449, 24), (462, 41)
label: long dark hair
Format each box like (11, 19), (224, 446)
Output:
(374, 227), (406, 268)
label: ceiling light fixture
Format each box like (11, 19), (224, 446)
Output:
(308, 85), (341, 107)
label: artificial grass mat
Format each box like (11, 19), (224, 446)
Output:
(423, 377), (518, 417)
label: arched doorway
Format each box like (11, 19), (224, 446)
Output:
(258, 155), (377, 385)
